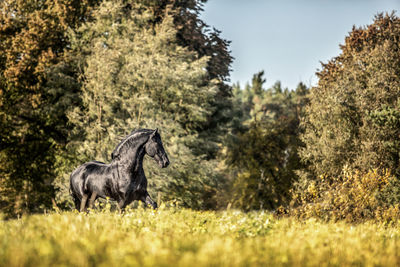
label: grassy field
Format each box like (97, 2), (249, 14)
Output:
(1, 206), (400, 266)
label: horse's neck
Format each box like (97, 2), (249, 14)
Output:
(116, 139), (147, 174)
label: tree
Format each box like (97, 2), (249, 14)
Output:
(300, 13), (400, 180)
(0, 0), (232, 214)
(292, 13), (400, 220)
(55, 0), (227, 209)
(221, 71), (309, 210)
(119, 0), (233, 159)
(0, 0), (99, 215)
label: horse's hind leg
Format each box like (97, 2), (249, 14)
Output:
(80, 194), (88, 212)
(73, 195), (81, 211)
(88, 192), (97, 209)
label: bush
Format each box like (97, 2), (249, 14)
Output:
(290, 168), (400, 223)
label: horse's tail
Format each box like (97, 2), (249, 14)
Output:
(69, 169), (82, 211)
(69, 167), (82, 199)
(69, 174), (76, 200)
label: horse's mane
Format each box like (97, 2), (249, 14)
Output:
(111, 129), (154, 159)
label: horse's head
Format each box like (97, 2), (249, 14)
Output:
(145, 129), (170, 168)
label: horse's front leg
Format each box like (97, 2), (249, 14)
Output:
(117, 199), (127, 213)
(141, 191), (157, 209)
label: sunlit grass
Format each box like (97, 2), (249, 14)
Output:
(0, 207), (399, 266)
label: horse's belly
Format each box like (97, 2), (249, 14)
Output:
(84, 171), (115, 196)
(126, 186), (146, 202)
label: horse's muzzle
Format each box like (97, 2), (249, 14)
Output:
(162, 156), (170, 168)
(155, 154), (169, 168)
(162, 159), (170, 168)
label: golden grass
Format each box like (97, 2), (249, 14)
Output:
(0, 207), (399, 266)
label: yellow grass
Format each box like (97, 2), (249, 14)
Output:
(0, 206), (399, 266)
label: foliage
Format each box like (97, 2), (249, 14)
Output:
(300, 13), (400, 180)
(0, 0), (231, 215)
(292, 13), (400, 222)
(160, 0), (234, 159)
(54, 0), (229, 210)
(290, 168), (400, 223)
(0, 0), (100, 216)
(221, 72), (309, 210)
(2, 0), (399, 226)
(1, 208), (400, 266)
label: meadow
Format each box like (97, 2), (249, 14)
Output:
(0, 206), (399, 267)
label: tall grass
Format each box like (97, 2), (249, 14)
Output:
(0, 207), (399, 266)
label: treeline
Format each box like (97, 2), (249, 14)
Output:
(1, 0), (400, 222)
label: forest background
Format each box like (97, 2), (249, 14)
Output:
(1, 0), (400, 223)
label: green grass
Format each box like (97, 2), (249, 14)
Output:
(1, 206), (400, 266)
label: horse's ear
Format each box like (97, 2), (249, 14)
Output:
(152, 128), (158, 136)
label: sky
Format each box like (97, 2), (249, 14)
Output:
(200, 0), (400, 90)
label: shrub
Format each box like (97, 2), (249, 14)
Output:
(290, 168), (400, 223)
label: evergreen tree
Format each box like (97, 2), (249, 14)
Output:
(221, 71), (309, 210)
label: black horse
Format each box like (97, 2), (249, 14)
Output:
(70, 128), (169, 212)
